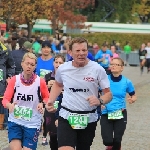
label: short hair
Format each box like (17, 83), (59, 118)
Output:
(112, 57), (124, 66)
(18, 37), (27, 48)
(22, 52), (37, 64)
(54, 54), (65, 62)
(69, 37), (88, 50)
(102, 43), (108, 47)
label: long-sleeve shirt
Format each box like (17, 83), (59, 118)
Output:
(2, 75), (49, 108)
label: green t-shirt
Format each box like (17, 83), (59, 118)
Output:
(124, 45), (131, 54)
(32, 42), (41, 54)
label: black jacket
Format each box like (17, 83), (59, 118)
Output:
(11, 49), (28, 75)
(0, 48), (15, 96)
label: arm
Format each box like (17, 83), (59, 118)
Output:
(126, 79), (137, 104)
(87, 88), (112, 106)
(48, 81), (63, 103)
(40, 78), (49, 104)
(2, 76), (16, 108)
(100, 88), (112, 104)
(87, 67), (112, 106)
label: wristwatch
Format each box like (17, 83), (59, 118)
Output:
(98, 98), (104, 105)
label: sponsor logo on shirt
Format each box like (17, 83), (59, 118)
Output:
(83, 77), (94, 82)
(17, 93), (33, 101)
(69, 88), (89, 92)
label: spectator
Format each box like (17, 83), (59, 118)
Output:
(124, 41), (131, 66)
(0, 42), (15, 130)
(11, 41), (32, 75)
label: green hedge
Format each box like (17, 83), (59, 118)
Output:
(71, 33), (150, 50)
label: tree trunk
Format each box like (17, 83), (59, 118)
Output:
(27, 22), (33, 39)
(51, 17), (57, 37)
(6, 19), (11, 32)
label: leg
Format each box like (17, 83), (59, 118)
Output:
(0, 102), (4, 130)
(47, 112), (58, 149)
(76, 121), (97, 150)
(100, 115), (114, 146)
(10, 140), (22, 150)
(147, 59), (150, 72)
(23, 126), (40, 150)
(59, 147), (74, 150)
(3, 108), (8, 129)
(57, 116), (76, 150)
(8, 122), (23, 149)
(112, 110), (127, 150)
(42, 109), (48, 145)
(49, 133), (58, 150)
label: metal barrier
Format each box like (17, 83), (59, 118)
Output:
(119, 51), (140, 66)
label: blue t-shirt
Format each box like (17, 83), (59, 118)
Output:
(36, 57), (54, 77)
(95, 50), (113, 68)
(102, 75), (135, 114)
(68, 52), (94, 61)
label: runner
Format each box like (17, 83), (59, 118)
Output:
(36, 40), (54, 77)
(44, 54), (65, 150)
(95, 43), (113, 75)
(138, 43), (146, 74)
(46, 37), (112, 150)
(110, 45), (119, 60)
(2, 52), (49, 150)
(35, 40), (54, 145)
(100, 57), (137, 150)
(0, 41), (15, 130)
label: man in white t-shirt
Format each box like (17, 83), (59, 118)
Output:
(46, 37), (112, 150)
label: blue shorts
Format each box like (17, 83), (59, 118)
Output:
(8, 121), (40, 150)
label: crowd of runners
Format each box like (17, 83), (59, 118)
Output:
(1, 30), (148, 150)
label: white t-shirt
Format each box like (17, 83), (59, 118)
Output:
(55, 60), (110, 123)
(145, 47), (150, 59)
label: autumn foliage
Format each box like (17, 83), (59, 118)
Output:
(1, 0), (94, 37)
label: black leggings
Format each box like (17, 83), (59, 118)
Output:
(49, 133), (58, 150)
(100, 110), (127, 150)
(146, 58), (150, 70)
(43, 114), (48, 137)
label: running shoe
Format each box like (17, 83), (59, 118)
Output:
(42, 137), (48, 146)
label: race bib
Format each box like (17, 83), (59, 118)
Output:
(68, 113), (89, 129)
(54, 101), (59, 109)
(40, 69), (51, 78)
(0, 69), (3, 81)
(108, 110), (123, 119)
(14, 105), (33, 121)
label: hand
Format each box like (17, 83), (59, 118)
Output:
(47, 80), (55, 88)
(87, 95), (100, 106)
(6, 102), (17, 113)
(37, 103), (43, 114)
(101, 105), (106, 110)
(45, 102), (57, 113)
(127, 95), (136, 104)
(55, 119), (58, 127)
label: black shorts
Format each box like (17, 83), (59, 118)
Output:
(57, 116), (97, 149)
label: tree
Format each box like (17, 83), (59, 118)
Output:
(1, 0), (60, 37)
(47, 0), (94, 35)
(1, 0), (94, 37)
(132, 0), (150, 23)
